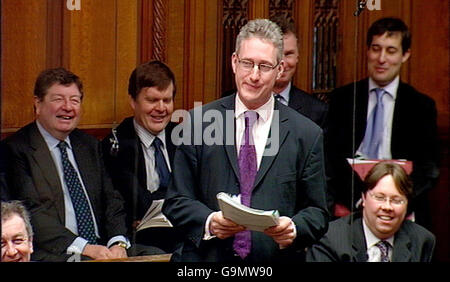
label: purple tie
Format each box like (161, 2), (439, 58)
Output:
(376, 240), (390, 262)
(233, 110), (258, 259)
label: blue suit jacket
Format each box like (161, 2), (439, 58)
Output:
(162, 95), (329, 262)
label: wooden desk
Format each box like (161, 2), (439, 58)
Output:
(87, 253), (171, 262)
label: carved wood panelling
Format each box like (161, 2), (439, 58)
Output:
(312, 0), (339, 102)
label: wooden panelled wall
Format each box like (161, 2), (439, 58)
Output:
(1, 0), (449, 261)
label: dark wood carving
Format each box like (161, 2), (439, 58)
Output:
(221, 0), (249, 95)
(269, 0), (294, 22)
(152, 0), (166, 62)
(312, 0), (339, 102)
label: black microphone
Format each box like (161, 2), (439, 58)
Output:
(354, 0), (367, 16)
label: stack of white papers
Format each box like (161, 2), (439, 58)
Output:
(217, 192), (279, 232)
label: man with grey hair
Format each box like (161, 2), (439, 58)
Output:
(2, 201), (34, 262)
(163, 19), (328, 262)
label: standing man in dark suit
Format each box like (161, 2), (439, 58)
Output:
(2, 68), (153, 261)
(270, 15), (328, 129)
(325, 17), (439, 228)
(102, 60), (181, 254)
(162, 19), (328, 262)
(306, 161), (435, 262)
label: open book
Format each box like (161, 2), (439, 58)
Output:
(217, 192), (279, 232)
(136, 199), (173, 231)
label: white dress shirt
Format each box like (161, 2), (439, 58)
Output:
(134, 119), (171, 193)
(363, 218), (394, 262)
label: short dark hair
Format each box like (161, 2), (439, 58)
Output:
(270, 14), (297, 37)
(34, 67), (83, 100)
(128, 60), (176, 100)
(367, 17), (411, 54)
(363, 161), (413, 201)
(1, 200), (33, 239)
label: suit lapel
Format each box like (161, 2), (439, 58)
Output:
(392, 225), (412, 262)
(288, 86), (303, 112)
(351, 216), (369, 262)
(70, 132), (98, 209)
(29, 123), (66, 223)
(253, 101), (289, 189)
(355, 79), (370, 147)
(220, 95), (240, 180)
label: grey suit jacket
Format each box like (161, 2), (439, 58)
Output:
(306, 213), (435, 262)
(162, 94), (329, 262)
(3, 122), (128, 261)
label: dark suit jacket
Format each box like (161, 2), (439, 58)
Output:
(3, 122), (128, 261)
(101, 117), (177, 230)
(288, 86), (328, 129)
(325, 79), (439, 219)
(306, 212), (435, 262)
(162, 94), (329, 262)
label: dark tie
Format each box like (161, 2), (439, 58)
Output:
(376, 240), (390, 262)
(152, 137), (170, 190)
(57, 141), (97, 244)
(274, 94), (287, 105)
(361, 88), (386, 159)
(233, 110), (258, 259)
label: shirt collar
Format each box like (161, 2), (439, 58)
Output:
(133, 119), (166, 149)
(368, 76), (399, 99)
(235, 93), (274, 123)
(275, 81), (291, 104)
(36, 120), (72, 150)
(362, 216), (394, 248)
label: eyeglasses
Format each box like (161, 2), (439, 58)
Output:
(236, 55), (279, 74)
(368, 192), (407, 206)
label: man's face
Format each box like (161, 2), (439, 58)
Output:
(275, 32), (298, 91)
(232, 37), (283, 109)
(1, 215), (33, 262)
(367, 32), (410, 86)
(130, 83), (174, 135)
(362, 175), (408, 239)
(35, 83), (82, 140)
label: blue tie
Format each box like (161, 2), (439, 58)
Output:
(57, 141), (97, 244)
(152, 137), (170, 189)
(233, 111), (258, 259)
(361, 88), (386, 159)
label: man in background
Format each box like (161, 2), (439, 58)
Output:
(270, 15), (328, 129)
(325, 17), (439, 228)
(102, 60), (181, 255)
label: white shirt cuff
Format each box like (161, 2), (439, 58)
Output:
(203, 212), (217, 240)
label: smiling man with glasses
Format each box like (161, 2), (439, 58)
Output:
(163, 19), (328, 262)
(307, 161), (435, 262)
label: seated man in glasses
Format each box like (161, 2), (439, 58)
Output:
(306, 161), (435, 262)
